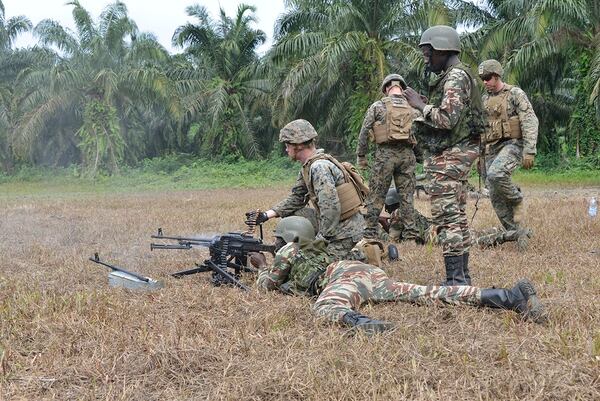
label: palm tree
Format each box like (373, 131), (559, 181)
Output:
(268, 0), (485, 155)
(173, 3), (268, 159)
(0, 0), (32, 171)
(14, 0), (180, 175)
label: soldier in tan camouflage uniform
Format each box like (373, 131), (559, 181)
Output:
(479, 59), (538, 239)
(247, 119), (365, 261)
(403, 25), (485, 286)
(356, 74), (421, 241)
(251, 216), (546, 335)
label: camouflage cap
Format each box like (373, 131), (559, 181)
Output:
(478, 59), (503, 78)
(381, 74), (407, 93)
(419, 25), (461, 52)
(274, 216), (316, 243)
(278, 119), (318, 144)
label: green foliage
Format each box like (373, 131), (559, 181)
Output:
(1, 0), (600, 173)
(0, 155), (299, 194)
(77, 100), (124, 176)
(569, 52), (600, 159)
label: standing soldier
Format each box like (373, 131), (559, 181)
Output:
(247, 119), (365, 260)
(478, 59), (538, 238)
(356, 74), (421, 241)
(403, 25), (485, 286)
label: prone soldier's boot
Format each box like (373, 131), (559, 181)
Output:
(441, 255), (468, 286)
(342, 311), (395, 335)
(480, 279), (547, 323)
(462, 252), (472, 286)
(516, 227), (533, 252)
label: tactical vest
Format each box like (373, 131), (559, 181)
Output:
(372, 97), (414, 144)
(483, 84), (522, 144)
(280, 240), (332, 296)
(416, 62), (485, 154)
(301, 153), (369, 221)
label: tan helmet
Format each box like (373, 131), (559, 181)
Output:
(478, 59), (503, 78)
(273, 216), (316, 243)
(278, 119), (318, 144)
(381, 74), (407, 94)
(419, 25), (461, 52)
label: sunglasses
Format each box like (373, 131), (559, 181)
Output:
(479, 74), (494, 81)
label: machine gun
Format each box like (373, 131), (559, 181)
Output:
(150, 217), (276, 291)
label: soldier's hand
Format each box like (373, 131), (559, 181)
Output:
(245, 210), (269, 225)
(404, 87), (426, 111)
(248, 252), (267, 269)
(357, 155), (369, 170)
(522, 154), (535, 170)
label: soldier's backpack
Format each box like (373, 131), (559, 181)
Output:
(372, 97), (415, 144)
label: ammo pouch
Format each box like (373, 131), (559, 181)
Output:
(484, 85), (522, 144)
(354, 239), (386, 267)
(372, 98), (413, 144)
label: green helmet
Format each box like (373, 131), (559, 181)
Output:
(385, 188), (399, 206)
(273, 216), (316, 243)
(278, 119), (318, 144)
(381, 74), (407, 94)
(419, 25), (461, 52)
(478, 59), (503, 78)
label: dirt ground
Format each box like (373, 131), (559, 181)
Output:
(1, 185), (599, 400)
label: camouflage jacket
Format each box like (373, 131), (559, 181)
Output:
(256, 240), (333, 295)
(482, 84), (539, 154)
(272, 150), (365, 241)
(356, 94), (421, 156)
(414, 61), (484, 154)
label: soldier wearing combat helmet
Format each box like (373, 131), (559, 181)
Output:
(249, 216), (547, 335)
(478, 59), (538, 243)
(356, 73), (422, 241)
(246, 119), (366, 261)
(403, 25), (485, 286)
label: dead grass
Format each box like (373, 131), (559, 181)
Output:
(1, 186), (599, 400)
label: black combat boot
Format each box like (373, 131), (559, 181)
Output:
(480, 279), (546, 323)
(441, 255), (468, 286)
(341, 311), (395, 334)
(462, 252), (472, 286)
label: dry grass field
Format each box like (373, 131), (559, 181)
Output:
(1, 184), (599, 400)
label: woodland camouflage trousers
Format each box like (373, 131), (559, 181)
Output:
(364, 143), (416, 239)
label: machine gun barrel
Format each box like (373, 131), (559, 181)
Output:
(89, 252), (150, 282)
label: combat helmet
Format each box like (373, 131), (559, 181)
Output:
(384, 188), (400, 213)
(478, 59), (503, 78)
(273, 216), (316, 243)
(278, 119), (318, 144)
(419, 25), (461, 52)
(381, 74), (407, 94)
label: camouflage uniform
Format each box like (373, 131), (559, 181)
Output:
(388, 208), (525, 248)
(257, 241), (480, 322)
(357, 94), (421, 239)
(415, 63), (481, 257)
(482, 86), (538, 231)
(272, 149), (365, 260)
